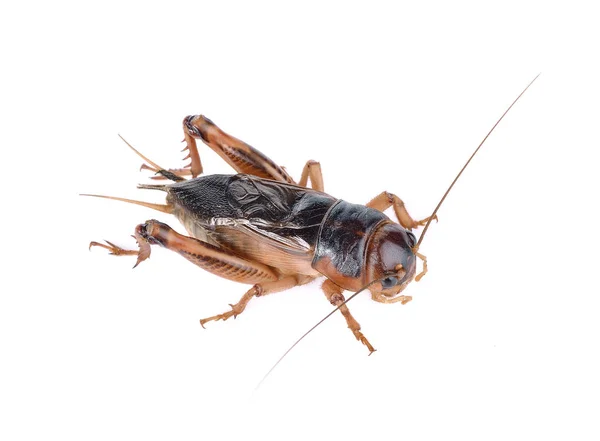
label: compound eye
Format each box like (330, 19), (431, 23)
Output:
(406, 230), (417, 247)
(381, 276), (399, 290)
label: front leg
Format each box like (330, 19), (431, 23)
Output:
(322, 279), (376, 354)
(366, 191), (436, 230)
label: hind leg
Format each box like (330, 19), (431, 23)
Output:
(90, 219), (278, 282)
(182, 115), (325, 190)
(183, 115), (294, 181)
(90, 219), (314, 323)
(132, 115), (325, 188)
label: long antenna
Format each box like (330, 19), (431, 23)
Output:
(415, 73), (540, 249)
(255, 75), (540, 390)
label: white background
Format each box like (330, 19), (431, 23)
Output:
(2, 1), (599, 440)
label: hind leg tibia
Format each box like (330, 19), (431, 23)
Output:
(90, 220), (279, 284)
(183, 115), (294, 182)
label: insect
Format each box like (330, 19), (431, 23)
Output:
(85, 76), (538, 355)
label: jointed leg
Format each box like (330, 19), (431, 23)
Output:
(414, 251), (428, 282)
(297, 160), (324, 191)
(184, 115), (327, 190)
(183, 115), (295, 182)
(89, 240), (138, 256)
(367, 191), (436, 230)
(90, 219), (279, 284)
(322, 279), (376, 354)
(199, 275), (312, 327)
(371, 290), (412, 304)
(90, 220), (316, 324)
(132, 115), (325, 188)
(89, 226), (152, 268)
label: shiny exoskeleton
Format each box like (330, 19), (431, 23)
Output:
(165, 174), (418, 293)
(88, 114), (432, 353)
(88, 78), (538, 356)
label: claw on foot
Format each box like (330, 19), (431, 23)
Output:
(355, 331), (376, 354)
(228, 303), (241, 319)
(200, 302), (243, 327)
(89, 240), (137, 256)
(199, 285), (261, 328)
(199, 309), (235, 328)
(88, 225), (152, 269)
(132, 226), (151, 268)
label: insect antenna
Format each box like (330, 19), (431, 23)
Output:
(255, 278), (384, 391)
(256, 75), (540, 390)
(415, 74), (540, 250)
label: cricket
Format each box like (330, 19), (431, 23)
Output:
(84, 76), (538, 356)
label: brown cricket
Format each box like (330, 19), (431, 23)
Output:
(85, 76), (538, 355)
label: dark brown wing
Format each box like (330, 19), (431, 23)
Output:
(166, 174), (337, 274)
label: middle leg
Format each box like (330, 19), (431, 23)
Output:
(297, 160), (324, 191)
(199, 274), (313, 327)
